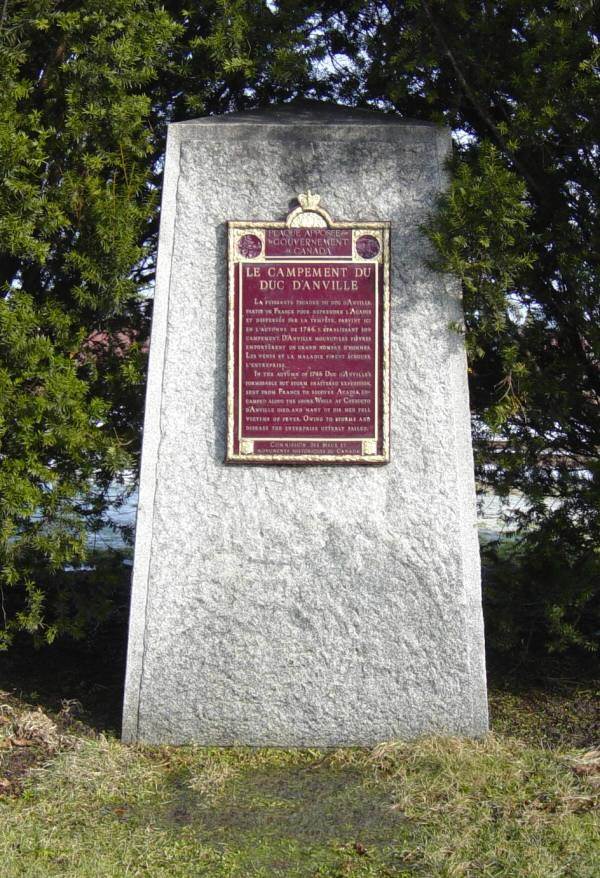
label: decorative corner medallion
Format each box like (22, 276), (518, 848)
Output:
(226, 193), (390, 465)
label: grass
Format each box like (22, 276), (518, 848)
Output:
(0, 686), (598, 878)
(0, 629), (598, 876)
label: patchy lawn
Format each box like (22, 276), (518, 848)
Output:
(0, 686), (598, 878)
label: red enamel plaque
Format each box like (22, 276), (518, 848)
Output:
(227, 197), (390, 463)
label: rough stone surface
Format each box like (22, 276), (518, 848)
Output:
(122, 102), (488, 745)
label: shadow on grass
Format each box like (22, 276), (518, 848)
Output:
(163, 763), (406, 852)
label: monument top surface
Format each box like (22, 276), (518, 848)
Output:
(175, 99), (440, 128)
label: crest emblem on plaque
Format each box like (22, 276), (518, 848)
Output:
(226, 193), (390, 464)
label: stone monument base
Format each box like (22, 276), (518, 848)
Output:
(122, 103), (488, 745)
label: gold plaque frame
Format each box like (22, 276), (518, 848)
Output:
(226, 193), (391, 464)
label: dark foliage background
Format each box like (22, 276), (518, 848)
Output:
(1, 1), (598, 663)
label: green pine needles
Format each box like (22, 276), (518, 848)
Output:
(0, 1), (177, 648)
(1, 1), (598, 658)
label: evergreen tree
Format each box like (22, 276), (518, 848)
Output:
(2, 0), (597, 657)
(160, 0), (326, 118)
(0, 0), (320, 649)
(0, 1), (179, 647)
(299, 0), (599, 654)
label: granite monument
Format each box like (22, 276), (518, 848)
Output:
(122, 102), (488, 745)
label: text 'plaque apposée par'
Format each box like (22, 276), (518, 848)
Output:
(226, 192), (390, 464)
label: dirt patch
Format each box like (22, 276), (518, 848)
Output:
(0, 740), (43, 796)
(489, 683), (600, 748)
(0, 691), (86, 796)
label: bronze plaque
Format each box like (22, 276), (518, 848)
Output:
(226, 193), (390, 463)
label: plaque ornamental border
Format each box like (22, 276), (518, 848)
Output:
(226, 193), (391, 465)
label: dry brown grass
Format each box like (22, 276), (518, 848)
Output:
(0, 692), (76, 795)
